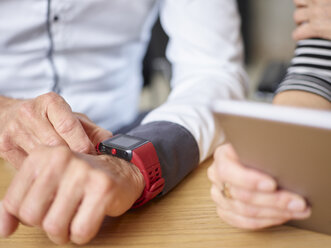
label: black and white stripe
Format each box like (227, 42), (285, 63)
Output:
(277, 38), (331, 101)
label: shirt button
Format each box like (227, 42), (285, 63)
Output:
(53, 15), (59, 22)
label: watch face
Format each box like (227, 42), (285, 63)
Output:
(98, 134), (148, 161)
(110, 135), (143, 148)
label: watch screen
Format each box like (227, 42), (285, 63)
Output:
(110, 135), (142, 148)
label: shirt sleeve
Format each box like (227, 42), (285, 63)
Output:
(142, 0), (248, 161)
(276, 38), (331, 101)
(128, 0), (248, 195)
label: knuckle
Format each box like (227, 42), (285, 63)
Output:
(43, 219), (63, 237)
(3, 197), (19, 217)
(276, 192), (292, 209)
(239, 204), (259, 218)
(70, 225), (92, 245)
(213, 146), (225, 161)
(89, 171), (112, 194)
(47, 146), (72, 168)
(27, 149), (45, 163)
(210, 186), (219, 203)
(236, 189), (254, 203)
(207, 165), (216, 182)
(71, 163), (89, 183)
(56, 117), (78, 135)
(217, 162), (229, 181)
(18, 207), (39, 226)
(39, 92), (64, 105)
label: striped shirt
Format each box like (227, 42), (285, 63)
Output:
(277, 39), (331, 101)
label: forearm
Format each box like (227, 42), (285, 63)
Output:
(153, 0), (248, 162)
(276, 39), (331, 105)
(273, 91), (331, 110)
(128, 121), (199, 195)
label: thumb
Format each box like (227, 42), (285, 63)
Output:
(75, 113), (113, 147)
(0, 201), (19, 238)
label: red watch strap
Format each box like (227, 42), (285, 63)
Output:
(131, 142), (165, 208)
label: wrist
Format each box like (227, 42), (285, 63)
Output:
(97, 155), (145, 202)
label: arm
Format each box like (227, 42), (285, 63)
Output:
(207, 0), (331, 230)
(274, 0), (331, 108)
(273, 90), (331, 109)
(0, 92), (112, 168)
(129, 0), (248, 195)
(275, 38), (331, 107)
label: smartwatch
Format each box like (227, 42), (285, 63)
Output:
(96, 134), (165, 208)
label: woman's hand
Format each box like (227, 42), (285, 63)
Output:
(208, 144), (311, 230)
(293, 0), (331, 40)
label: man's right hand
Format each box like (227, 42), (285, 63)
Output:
(0, 92), (113, 169)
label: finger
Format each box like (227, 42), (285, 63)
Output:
(293, 23), (318, 40)
(216, 207), (289, 230)
(211, 185), (311, 220)
(293, 0), (308, 8)
(45, 95), (94, 154)
(3, 156), (39, 217)
(28, 117), (67, 148)
(213, 146), (277, 192)
(294, 8), (309, 25)
(75, 113), (113, 147)
(0, 201), (19, 238)
(43, 161), (87, 245)
(70, 171), (109, 245)
(18, 153), (69, 227)
(229, 186), (308, 212)
(16, 100), (67, 151)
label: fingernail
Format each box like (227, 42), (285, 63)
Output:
(288, 199), (306, 211)
(293, 208), (312, 219)
(258, 180), (276, 191)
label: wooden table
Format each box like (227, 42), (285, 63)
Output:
(1, 159), (331, 248)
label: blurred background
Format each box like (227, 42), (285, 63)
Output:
(140, 0), (296, 111)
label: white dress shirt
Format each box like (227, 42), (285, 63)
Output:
(0, 0), (248, 162)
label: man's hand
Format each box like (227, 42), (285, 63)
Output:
(0, 146), (145, 245)
(208, 144), (311, 230)
(293, 0), (331, 40)
(0, 92), (112, 169)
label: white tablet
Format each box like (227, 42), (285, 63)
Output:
(213, 100), (331, 235)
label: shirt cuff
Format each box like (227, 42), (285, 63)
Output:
(127, 121), (200, 195)
(276, 73), (331, 102)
